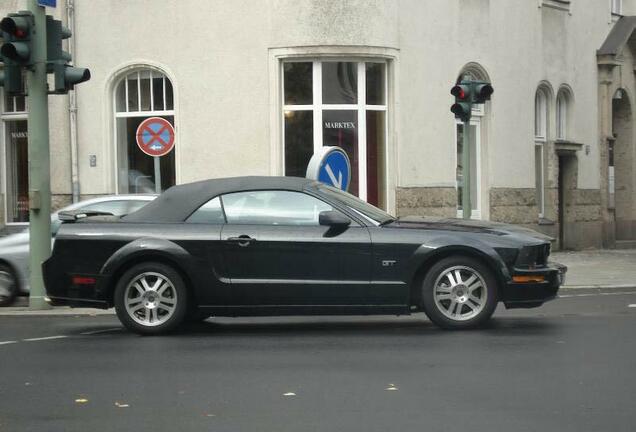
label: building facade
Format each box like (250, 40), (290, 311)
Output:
(1, 0), (636, 250)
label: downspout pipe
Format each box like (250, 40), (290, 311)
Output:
(67, 0), (80, 203)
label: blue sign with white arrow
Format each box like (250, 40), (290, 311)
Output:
(37, 0), (56, 7)
(306, 146), (351, 191)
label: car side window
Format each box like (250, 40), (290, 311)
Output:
(221, 190), (334, 226)
(186, 197), (225, 224)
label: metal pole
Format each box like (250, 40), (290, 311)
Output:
(154, 156), (161, 193)
(26, 0), (51, 309)
(462, 120), (472, 220)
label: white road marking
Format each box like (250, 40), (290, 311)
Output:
(0, 340), (17, 345)
(23, 335), (68, 342)
(80, 328), (122, 335)
(559, 291), (636, 298)
(628, 304), (636, 308)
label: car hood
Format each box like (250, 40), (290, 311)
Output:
(387, 216), (554, 242)
(0, 231), (30, 249)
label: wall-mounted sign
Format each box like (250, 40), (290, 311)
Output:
(135, 117), (175, 157)
(324, 121), (356, 129)
(306, 146), (351, 191)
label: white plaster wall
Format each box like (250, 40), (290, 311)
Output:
(396, 0), (611, 191)
(4, 0), (625, 204)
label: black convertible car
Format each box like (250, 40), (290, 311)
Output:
(43, 176), (566, 334)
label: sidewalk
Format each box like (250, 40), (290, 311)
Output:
(551, 248), (636, 289)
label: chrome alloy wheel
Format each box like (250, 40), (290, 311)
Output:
(124, 272), (178, 327)
(0, 269), (15, 303)
(433, 265), (487, 321)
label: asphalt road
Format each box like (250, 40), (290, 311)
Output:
(1, 291), (635, 432)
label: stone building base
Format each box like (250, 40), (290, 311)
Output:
(395, 187), (456, 218)
(394, 186), (604, 251)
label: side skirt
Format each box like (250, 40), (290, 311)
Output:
(197, 305), (411, 317)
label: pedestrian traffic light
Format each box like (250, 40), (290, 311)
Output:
(46, 15), (90, 94)
(0, 12), (34, 67)
(473, 82), (494, 104)
(451, 83), (472, 122)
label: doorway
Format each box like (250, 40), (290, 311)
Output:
(612, 91), (635, 240)
(557, 154), (577, 249)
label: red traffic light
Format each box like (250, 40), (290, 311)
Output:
(0, 16), (30, 38)
(451, 85), (469, 100)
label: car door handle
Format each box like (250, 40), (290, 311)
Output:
(227, 235), (256, 247)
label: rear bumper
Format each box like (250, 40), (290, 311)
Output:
(502, 262), (567, 309)
(42, 257), (110, 309)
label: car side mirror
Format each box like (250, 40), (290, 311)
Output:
(319, 210), (351, 228)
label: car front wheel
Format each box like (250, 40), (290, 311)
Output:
(421, 256), (498, 329)
(114, 262), (188, 335)
(0, 264), (18, 307)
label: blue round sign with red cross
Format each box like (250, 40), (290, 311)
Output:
(135, 117), (175, 157)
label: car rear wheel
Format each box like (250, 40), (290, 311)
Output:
(0, 264), (18, 307)
(421, 256), (498, 329)
(114, 262), (188, 335)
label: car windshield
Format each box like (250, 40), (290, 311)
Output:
(316, 184), (396, 225)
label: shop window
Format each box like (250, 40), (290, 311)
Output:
(2, 87), (28, 223)
(114, 69), (175, 194)
(282, 60), (387, 208)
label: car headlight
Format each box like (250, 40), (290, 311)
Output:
(494, 247), (519, 267)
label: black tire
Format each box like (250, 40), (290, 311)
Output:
(0, 264), (18, 307)
(114, 262), (189, 335)
(421, 255), (498, 329)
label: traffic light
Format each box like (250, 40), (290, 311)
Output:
(46, 16), (90, 93)
(450, 83), (472, 122)
(473, 82), (494, 104)
(0, 11), (33, 94)
(0, 12), (34, 66)
(450, 80), (494, 122)
(0, 64), (23, 94)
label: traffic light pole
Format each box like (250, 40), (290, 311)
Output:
(26, 0), (51, 310)
(462, 120), (472, 220)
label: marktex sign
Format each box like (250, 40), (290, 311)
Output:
(324, 121), (356, 129)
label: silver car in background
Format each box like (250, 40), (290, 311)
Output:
(0, 195), (156, 306)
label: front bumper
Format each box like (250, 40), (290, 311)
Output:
(502, 262), (567, 309)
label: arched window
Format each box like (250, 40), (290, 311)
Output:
(114, 68), (175, 194)
(455, 65), (490, 219)
(556, 88), (571, 140)
(534, 86), (551, 217)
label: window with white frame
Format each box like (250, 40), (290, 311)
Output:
(456, 109), (482, 219)
(534, 88), (549, 218)
(114, 69), (175, 194)
(2, 89), (29, 224)
(611, 0), (623, 15)
(282, 60), (388, 208)
(556, 91), (568, 140)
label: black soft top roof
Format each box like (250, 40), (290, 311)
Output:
(123, 176), (317, 223)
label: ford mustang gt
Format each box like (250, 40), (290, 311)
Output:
(43, 176), (566, 334)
